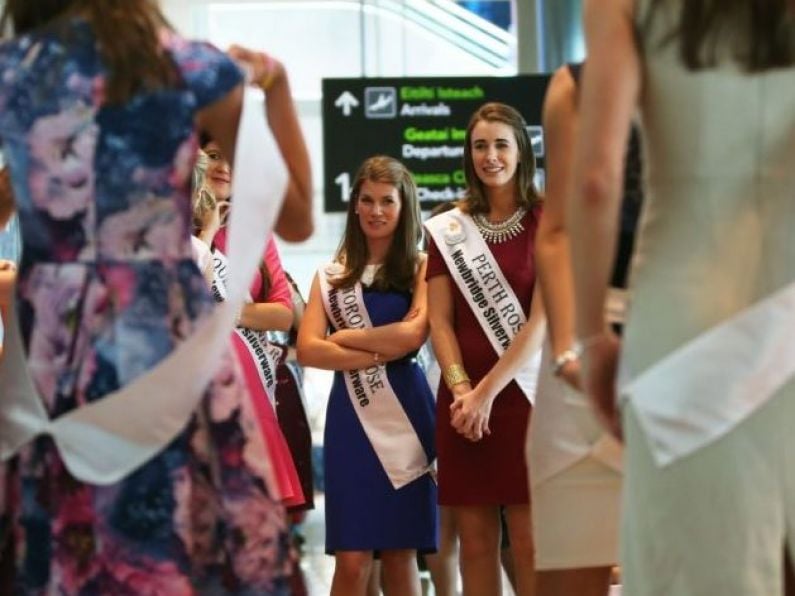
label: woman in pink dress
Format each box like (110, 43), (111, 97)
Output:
(195, 136), (305, 508)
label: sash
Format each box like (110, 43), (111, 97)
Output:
(318, 264), (431, 489)
(619, 280), (795, 467)
(425, 208), (540, 403)
(0, 89), (288, 484)
(212, 248), (280, 405)
(211, 248), (231, 303)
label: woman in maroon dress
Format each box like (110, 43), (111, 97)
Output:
(425, 102), (546, 595)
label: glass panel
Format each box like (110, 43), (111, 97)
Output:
(454, 0), (513, 32)
(201, 0), (517, 99)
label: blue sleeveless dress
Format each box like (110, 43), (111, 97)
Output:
(323, 287), (438, 553)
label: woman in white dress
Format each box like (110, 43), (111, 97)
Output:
(529, 59), (642, 595)
(570, 0), (795, 594)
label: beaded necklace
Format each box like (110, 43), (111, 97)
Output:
(472, 207), (527, 244)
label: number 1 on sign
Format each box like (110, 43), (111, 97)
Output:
(335, 172), (351, 202)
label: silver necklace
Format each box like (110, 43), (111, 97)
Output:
(472, 207), (527, 243)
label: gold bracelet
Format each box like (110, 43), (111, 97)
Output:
(443, 363), (470, 389)
(256, 55), (278, 92)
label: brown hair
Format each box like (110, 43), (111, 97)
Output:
(0, 167), (14, 228)
(644, 0), (795, 71)
(1, 0), (178, 104)
(459, 102), (541, 215)
(333, 156), (422, 293)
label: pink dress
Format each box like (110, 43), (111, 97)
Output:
(214, 228), (305, 508)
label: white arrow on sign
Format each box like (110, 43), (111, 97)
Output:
(334, 91), (360, 116)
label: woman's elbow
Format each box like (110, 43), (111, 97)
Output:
(275, 214), (313, 243)
(275, 185), (314, 242)
(405, 322), (429, 352)
(295, 344), (313, 367)
(575, 168), (619, 210)
(273, 307), (294, 332)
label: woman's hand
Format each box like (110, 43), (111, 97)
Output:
(557, 357), (583, 391)
(326, 329), (403, 362)
(198, 199), (229, 245)
(450, 383), (493, 442)
(227, 46), (284, 91)
(580, 331), (622, 441)
(326, 329), (352, 347)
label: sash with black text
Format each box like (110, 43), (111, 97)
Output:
(212, 249), (281, 404)
(425, 207), (537, 403)
(318, 264), (431, 489)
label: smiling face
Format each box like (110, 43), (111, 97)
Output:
(202, 141), (232, 201)
(356, 179), (402, 241)
(469, 120), (520, 191)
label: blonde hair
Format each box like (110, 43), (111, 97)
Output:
(191, 149), (216, 234)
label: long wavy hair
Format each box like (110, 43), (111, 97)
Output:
(643, 0), (795, 71)
(459, 102), (541, 215)
(0, 0), (178, 104)
(191, 150), (217, 234)
(333, 156), (422, 293)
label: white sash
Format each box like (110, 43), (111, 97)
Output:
(0, 89), (288, 484)
(318, 264), (431, 489)
(211, 248), (231, 303)
(425, 208), (539, 403)
(234, 328), (282, 407)
(212, 248), (279, 405)
(619, 280), (795, 467)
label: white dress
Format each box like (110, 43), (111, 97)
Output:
(528, 331), (623, 569)
(619, 0), (795, 593)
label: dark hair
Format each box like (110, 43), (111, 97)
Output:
(460, 102), (541, 215)
(643, 0), (795, 71)
(0, 0), (178, 104)
(333, 156), (422, 292)
(199, 131), (213, 148)
(0, 166), (14, 227)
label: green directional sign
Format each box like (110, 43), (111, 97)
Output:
(322, 75), (551, 212)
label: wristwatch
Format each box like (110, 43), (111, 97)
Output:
(552, 349), (579, 377)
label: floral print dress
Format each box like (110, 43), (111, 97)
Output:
(0, 20), (290, 595)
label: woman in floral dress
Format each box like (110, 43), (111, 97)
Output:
(0, 1), (311, 593)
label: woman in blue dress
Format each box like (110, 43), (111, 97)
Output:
(298, 155), (437, 595)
